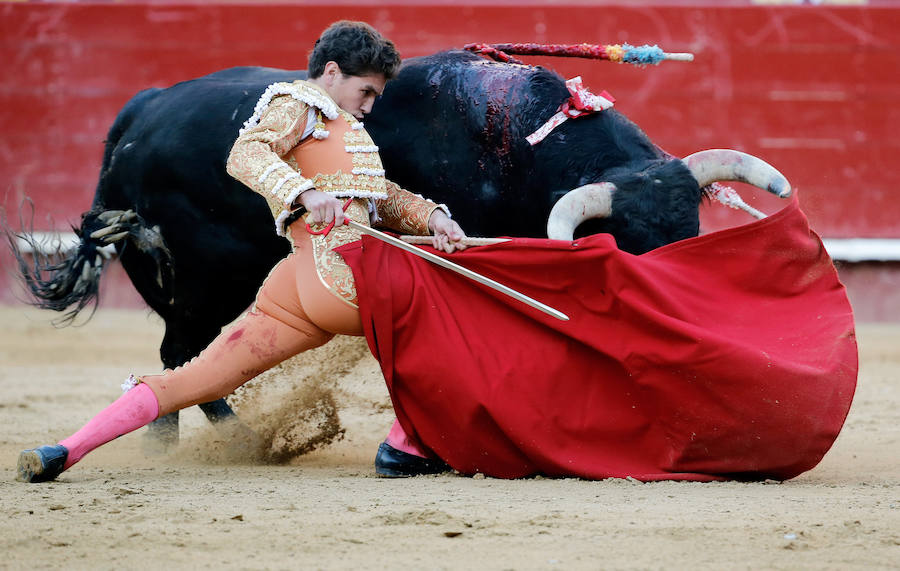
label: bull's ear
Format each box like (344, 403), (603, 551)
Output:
(546, 182), (616, 240)
(682, 149), (791, 198)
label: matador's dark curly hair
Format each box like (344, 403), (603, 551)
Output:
(308, 21), (401, 79)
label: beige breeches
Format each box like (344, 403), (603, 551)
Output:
(142, 224), (362, 416)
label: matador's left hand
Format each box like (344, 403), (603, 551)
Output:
(427, 210), (467, 253)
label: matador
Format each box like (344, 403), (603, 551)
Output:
(17, 20), (463, 483)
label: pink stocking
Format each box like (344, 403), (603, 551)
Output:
(58, 383), (160, 469)
(385, 418), (431, 458)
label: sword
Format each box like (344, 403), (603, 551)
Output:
(400, 235), (509, 246)
(346, 220), (569, 322)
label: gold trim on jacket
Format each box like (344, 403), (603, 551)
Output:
(227, 79), (451, 305)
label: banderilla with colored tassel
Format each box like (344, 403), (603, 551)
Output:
(464, 42), (694, 66)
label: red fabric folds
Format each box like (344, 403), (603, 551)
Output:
(337, 198), (857, 481)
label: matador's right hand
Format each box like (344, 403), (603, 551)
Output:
(297, 189), (346, 227)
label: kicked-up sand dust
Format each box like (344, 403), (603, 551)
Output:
(0, 306), (897, 569)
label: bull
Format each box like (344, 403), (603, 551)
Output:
(8, 50), (789, 444)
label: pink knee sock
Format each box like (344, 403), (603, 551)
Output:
(385, 418), (430, 458)
(59, 383), (160, 469)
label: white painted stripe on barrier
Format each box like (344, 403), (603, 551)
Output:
(822, 239), (900, 262)
(14, 231), (900, 262)
(15, 231), (79, 254)
(15, 231), (116, 258)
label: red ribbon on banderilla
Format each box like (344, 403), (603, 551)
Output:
(526, 77), (615, 146)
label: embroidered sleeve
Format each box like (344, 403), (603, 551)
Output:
(375, 180), (452, 236)
(226, 95), (315, 209)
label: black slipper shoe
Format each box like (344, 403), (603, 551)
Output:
(374, 442), (449, 478)
(16, 444), (69, 483)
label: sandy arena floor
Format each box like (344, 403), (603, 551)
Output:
(0, 305), (897, 569)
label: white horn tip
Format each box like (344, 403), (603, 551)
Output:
(546, 183), (616, 241)
(772, 182), (793, 199)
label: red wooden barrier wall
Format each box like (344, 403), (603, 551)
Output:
(1, 1), (898, 319)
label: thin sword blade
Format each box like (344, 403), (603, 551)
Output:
(347, 221), (569, 322)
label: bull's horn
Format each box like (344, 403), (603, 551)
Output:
(546, 182), (615, 240)
(682, 149), (792, 198)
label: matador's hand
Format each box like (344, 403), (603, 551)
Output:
(297, 189), (346, 227)
(428, 209), (467, 253)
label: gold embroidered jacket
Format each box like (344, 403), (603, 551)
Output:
(226, 80), (449, 305)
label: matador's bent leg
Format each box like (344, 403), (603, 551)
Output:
(16, 252), (339, 482)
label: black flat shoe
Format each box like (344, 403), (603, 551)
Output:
(16, 444), (69, 483)
(374, 441), (449, 478)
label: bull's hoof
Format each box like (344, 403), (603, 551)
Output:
(142, 413), (179, 455)
(374, 442), (450, 478)
(16, 444), (68, 483)
(197, 398), (236, 423)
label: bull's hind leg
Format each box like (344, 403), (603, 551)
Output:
(196, 398), (235, 422)
(145, 412), (180, 452)
(144, 320), (238, 451)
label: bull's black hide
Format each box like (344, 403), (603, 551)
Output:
(367, 51), (701, 251)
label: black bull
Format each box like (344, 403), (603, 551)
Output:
(9, 50), (789, 442)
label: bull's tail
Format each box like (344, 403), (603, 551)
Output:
(5, 204), (171, 325)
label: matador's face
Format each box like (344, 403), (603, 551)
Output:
(328, 72), (387, 119)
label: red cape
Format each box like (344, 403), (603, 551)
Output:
(337, 198), (857, 481)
